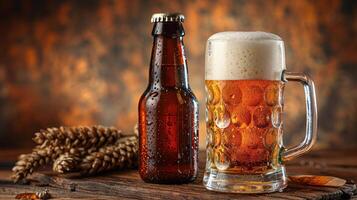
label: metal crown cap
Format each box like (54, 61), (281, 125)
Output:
(151, 13), (185, 23)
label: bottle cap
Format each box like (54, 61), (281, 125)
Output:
(151, 13), (185, 23)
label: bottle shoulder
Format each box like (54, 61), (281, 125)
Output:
(139, 87), (198, 104)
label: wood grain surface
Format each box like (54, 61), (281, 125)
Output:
(0, 149), (356, 199)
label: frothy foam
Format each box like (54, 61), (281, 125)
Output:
(205, 32), (286, 80)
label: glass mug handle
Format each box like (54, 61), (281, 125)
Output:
(281, 71), (318, 161)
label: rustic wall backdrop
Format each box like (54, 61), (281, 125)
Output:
(0, 0), (356, 149)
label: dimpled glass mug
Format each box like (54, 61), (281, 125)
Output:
(203, 32), (318, 193)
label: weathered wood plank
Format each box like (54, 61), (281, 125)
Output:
(0, 149), (356, 199)
(1, 172), (355, 200)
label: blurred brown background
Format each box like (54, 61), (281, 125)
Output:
(0, 0), (356, 149)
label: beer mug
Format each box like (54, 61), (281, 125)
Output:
(203, 32), (318, 193)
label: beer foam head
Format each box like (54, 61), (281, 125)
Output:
(205, 32), (286, 80)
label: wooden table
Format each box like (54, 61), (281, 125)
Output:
(0, 149), (356, 199)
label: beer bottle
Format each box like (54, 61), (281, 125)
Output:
(138, 13), (199, 183)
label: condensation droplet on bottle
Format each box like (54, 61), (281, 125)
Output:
(149, 91), (159, 98)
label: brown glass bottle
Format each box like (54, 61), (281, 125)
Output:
(138, 13), (199, 184)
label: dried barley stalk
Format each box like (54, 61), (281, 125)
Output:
(12, 147), (60, 183)
(53, 136), (138, 175)
(52, 153), (81, 174)
(33, 126), (122, 150)
(12, 125), (137, 183)
(79, 135), (138, 175)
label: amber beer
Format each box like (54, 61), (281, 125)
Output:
(203, 32), (318, 193)
(206, 80), (283, 173)
(138, 13), (199, 183)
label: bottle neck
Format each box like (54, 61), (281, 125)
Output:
(149, 29), (189, 88)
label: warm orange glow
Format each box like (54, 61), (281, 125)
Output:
(0, 0), (355, 149)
